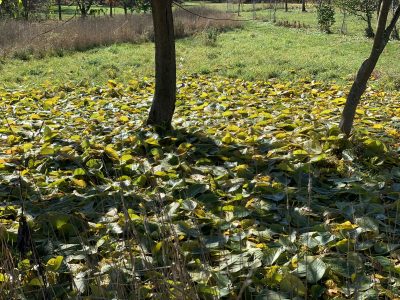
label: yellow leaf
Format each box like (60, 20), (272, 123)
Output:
(46, 256), (63, 271)
(221, 133), (233, 144)
(144, 137), (160, 146)
(333, 221), (358, 231)
(71, 178), (87, 188)
(226, 125), (240, 132)
(0, 273), (9, 282)
(356, 109), (365, 115)
(40, 146), (55, 155)
(153, 241), (163, 253)
(105, 146), (119, 160)
(31, 114), (41, 120)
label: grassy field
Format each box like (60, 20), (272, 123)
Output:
(1, 11), (399, 89)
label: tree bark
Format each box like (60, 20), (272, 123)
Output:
(285, 0), (288, 12)
(124, 3), (128, 15)
(365, 11), (375, 37)
(58, 0), (62, 20)
(147, 0), (176, 129)
(340, 0), (400, 135)
(302, 0), (306, 12)
(393, 0), (400, 39)
(22, 0), (29, 20)
(109, 0), (113, 17)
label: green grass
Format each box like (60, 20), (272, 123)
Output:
(1, 16), (400, 89)
(185, 1), (378, 36)
(48, 5), (133, 18)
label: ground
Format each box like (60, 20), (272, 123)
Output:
(1, 4), (400, 299)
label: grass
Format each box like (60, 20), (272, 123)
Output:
(1, 14), (400, 89)
(0, 3), (399, 89)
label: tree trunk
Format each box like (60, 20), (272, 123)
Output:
(147, 0), (176, 129)
(22, 0), (29, 20)
(58, 0), (62, 20)
(340, 0), (400, 135)
(302, 0), (306, 12)
(124, 3), (128, 15)
(393, 0), (400, 39)
(285, 0), (288, 12)
(377, 0), (383, 16)
(341, 10), (347, 34)
(366, 11), (375, 37)
(109, 1), (113, 16)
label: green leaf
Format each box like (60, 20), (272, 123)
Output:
(263, 247), (284, 266)
(186, 184), (207, 198)
(293, 256), (326, 283)
(280, 273), (306, 296)
(29, 278), (44, 286)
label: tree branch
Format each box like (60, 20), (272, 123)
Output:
(385, 4), (400, 38)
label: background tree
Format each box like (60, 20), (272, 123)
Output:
(317, 3), (335, 33)
(121, 0), (135, 14)
(76, 0), (94, 16)
(0, 0), (22, 18)
(340, 0), (400, 135)
(147, 0), (176, 128)
(336, 0), (379, 37)
(392, 0), (399, 38)
(57, 0), (62, 20)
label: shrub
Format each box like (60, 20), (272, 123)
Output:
(202, 27), (219, 46)
(317, 4), (335, 33)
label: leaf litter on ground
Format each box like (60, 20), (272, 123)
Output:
(0, 75), (400, 299)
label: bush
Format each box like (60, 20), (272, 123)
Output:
(202, 27), (219, 46)
(317, 4), (335, 33)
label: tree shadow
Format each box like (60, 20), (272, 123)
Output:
(2, 126), (398, 299)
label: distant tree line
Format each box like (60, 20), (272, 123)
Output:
(0, 0), (150, 20)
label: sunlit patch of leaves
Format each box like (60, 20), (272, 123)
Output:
(0, 75), (400, 299)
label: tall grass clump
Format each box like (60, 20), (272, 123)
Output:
(0, 7), (241, 58)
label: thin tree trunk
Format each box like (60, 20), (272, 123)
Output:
(147, 0), (176, 129)
(341, 10), (347, 34)
(124, 3), (128, 15)
(393, 0), (400, 38)
(366, 11), (375, 37)
(285, 0), (288, 12)
(109, 1), (113, 17)
(340, 0), (400, 135)
(302, 0), (306, 12)
(22, 0), (29, 20)
(58, 0), (62, 20)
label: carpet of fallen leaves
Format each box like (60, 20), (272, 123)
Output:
(1, 75), (400, 299)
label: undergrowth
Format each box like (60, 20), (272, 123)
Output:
(0, 7), (241, 59)
(1, 75), (400, 299)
